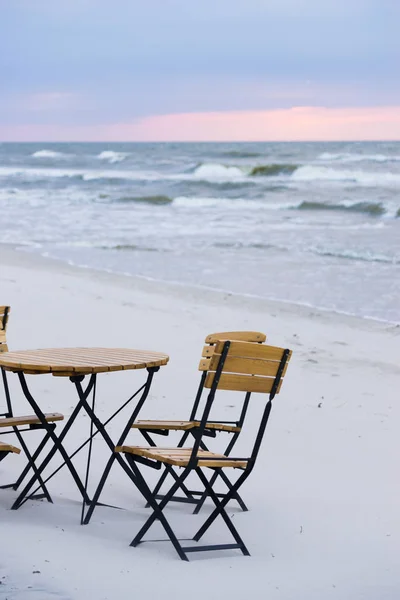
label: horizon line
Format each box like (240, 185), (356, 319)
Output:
(1, 139), (400, 143)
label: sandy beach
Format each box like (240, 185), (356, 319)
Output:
(0, 245), (399, 600)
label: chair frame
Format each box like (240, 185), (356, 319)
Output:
(118, 340), (291, 560)
(0, 306), (63, 502)
(133, 332), (265, 513)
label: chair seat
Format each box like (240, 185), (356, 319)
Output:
(0, 413), (64, 428)
(0, 440), (21, 454)
(132, 419), (241, 433)
(115, 445), (248, 468)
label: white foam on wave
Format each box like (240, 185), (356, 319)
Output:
(318, 152), (400, 163)
(31, 149), (67, 158)
(0, 166), (160, 182)
(172, 196), (297, 210)
(292, 165), (400, 187)
(97, 151), (130, 164)
(192, 163), (245, 179)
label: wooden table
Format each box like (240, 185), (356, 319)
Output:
(0, 348), (169, 523)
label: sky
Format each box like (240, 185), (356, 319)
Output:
(0, 0), (399, 141)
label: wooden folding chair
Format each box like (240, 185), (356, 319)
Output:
(131, 331), (266, 512)
(116, 339), (292, 560)
(0, 306), (64, 502)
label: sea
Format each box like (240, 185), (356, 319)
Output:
(0, 141), (399, 323)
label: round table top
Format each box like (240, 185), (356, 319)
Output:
(0, 347), (169, 376)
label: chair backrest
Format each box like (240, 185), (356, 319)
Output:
(200, 340), (291, 397)
(189, 331), (267, 423)
(0, 306), (12, 417)
(188, 339), (292, 468)
(0, 306), (10, 353)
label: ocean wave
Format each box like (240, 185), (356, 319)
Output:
(97, 151), (130, 164)
(318, 152), (400, 163)
(172, 196), (269, 209)
(0, 166), (160, 183)
(191, 162), (299, 180)
(100, 244), (163, 252)
(292, 166), (400, 187)
(310, 247), (399, 265)
(192, 163), (245, 179)
(213, 241), (284, 251)
(31, 149), (67, 158)
(297, 201), (385, 216)
(250, 164), (298, 176)
(116, 195), (173, 205)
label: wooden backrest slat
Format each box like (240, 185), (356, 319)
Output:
(205, 372), (282, 394)
(214, 340), (290, 362)
(199, 354), (289, 377)
(202, 345), (215, 358)
(205, 331), (266, 344)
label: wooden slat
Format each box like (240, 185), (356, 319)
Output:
(0, 440), (20, 454)
(205, 331), (266, 344)
(132, 420), (196, 431)
(205, 372), (282, 394)
(115, 445), (247, 468)
(0, 331), (7, 342)
(214, 341), (292, 362)
(0, 347), (169, 375)
(192, 421), (241, 433)
(131, 420), (241, 433)
(202, 345), (215, 358)
(0, 343), (8, 353)
(199, 355), (288, 377)
(0, 413), (64, 427)
(198, 358), (211, 371)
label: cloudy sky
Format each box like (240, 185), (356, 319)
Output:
(1, 0), (399, 141)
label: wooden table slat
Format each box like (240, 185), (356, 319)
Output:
(0, 348), (169, 375)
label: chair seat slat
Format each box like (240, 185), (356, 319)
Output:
(116, 445), (248, 468)
(0, 440), (20, 454)
(0, 413), (64, 427)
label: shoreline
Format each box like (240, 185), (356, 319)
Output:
(2, 243), (398, 332)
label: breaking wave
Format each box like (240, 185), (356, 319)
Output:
(250, 164), (298, 176)
(31, 149), (67, 158)
(97, 151), (130, 164)
(2, 163), (400, 196)
(192, 163), (245, 179)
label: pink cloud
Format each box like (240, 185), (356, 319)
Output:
(1, 106), (400, 141)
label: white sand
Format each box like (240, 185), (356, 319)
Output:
(0, 245), (399, 600)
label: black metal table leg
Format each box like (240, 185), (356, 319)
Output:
(11, 373), (95, 509)
(9, 366), (160, 520)
(81, 367), (158, 524)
